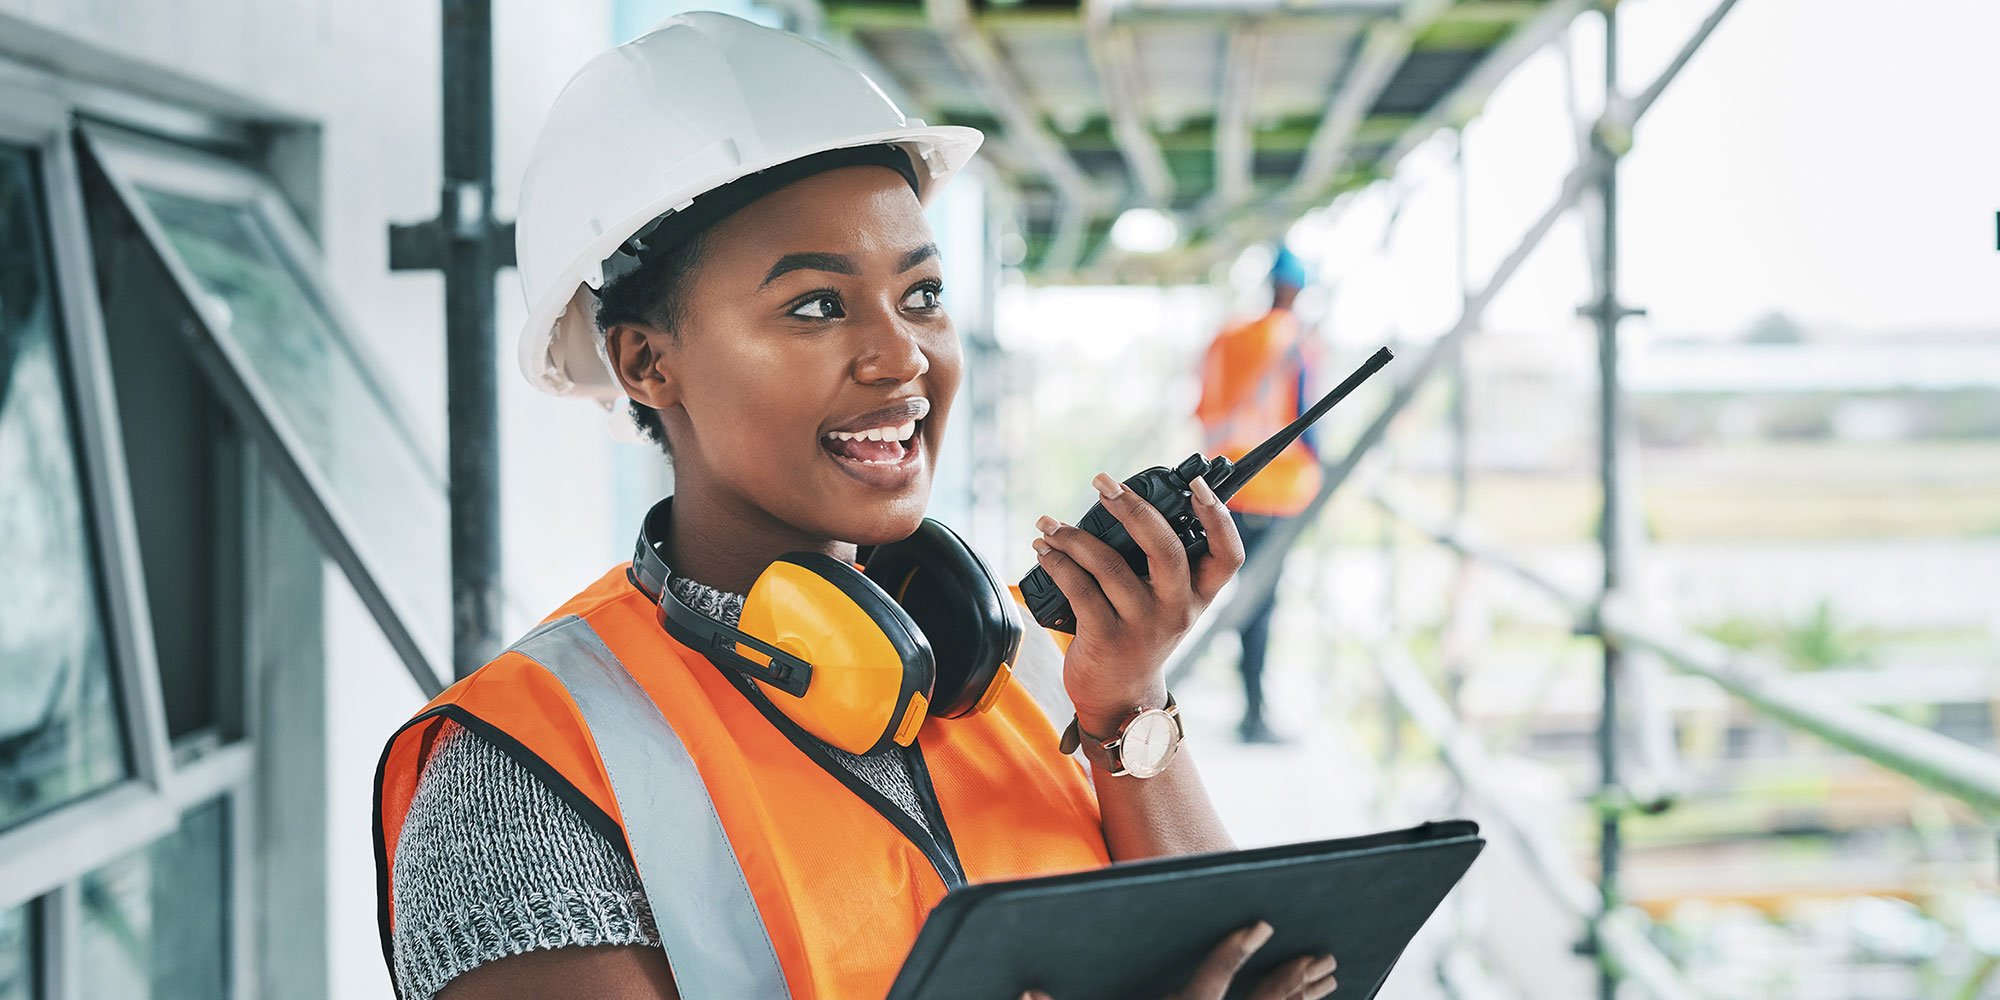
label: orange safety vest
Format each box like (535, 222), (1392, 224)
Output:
(1195, 309), (1322, 518)
(373, 566), (1109, 999)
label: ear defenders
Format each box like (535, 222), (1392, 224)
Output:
(628, 498), (1024, 755)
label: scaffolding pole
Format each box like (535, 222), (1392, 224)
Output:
(1587, 8), (1628, 997)
(389, 0), (513, 678)
(1444, 125), (1474, 730)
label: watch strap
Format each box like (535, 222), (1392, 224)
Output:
(1059, 692), (1179, 756)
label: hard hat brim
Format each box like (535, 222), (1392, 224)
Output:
(518, 124), (984, 405)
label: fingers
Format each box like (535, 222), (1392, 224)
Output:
(1188, 476), (1246, 602)
(1245, 954), (1337, 1000)
(1299, 954), (1338, 1000)
(1033, 534), (1116, 632)
(1090, 473), (1191, 600)
(1302, 963), (1339, 1000)
(1036, 513), (1151, 617)
(1175, 921), (1273, 1000)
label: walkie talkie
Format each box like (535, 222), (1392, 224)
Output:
(1019, 346), (1394, 633)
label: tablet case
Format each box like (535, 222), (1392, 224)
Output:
(886, 819), (1484, 1000)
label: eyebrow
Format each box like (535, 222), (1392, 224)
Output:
(759, 243), (941, 289)
(762, 252), (856, 288)
(898, 243), (940, 272)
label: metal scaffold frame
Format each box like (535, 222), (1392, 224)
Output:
(1160, 0), (2000, 994)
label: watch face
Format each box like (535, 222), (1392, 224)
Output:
(1120, 711), (1179, 777)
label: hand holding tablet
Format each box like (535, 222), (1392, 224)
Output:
(889, 820), (1484, 1000)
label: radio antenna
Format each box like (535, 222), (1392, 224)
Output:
(1212, 346), (1394, 502)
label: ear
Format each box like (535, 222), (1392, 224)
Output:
(604, 322), (681, 411)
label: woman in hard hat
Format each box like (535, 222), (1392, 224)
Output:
(373, 14), (1336, 1000)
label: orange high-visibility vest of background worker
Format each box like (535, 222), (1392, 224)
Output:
(1195, 246), (1321, 519)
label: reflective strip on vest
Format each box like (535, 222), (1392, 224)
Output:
(511, 615), (791, 998)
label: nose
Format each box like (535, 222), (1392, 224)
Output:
(851, 310), (930, 387)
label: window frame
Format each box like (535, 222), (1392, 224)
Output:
(0, 88), (178, 908)
(0, 63), (361, 1000)
(80, 123), (448, 697)
(38, 778), (251, 1000)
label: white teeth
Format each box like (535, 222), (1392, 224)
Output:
(824, 420), (920, 443)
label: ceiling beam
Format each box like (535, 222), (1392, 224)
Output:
(1381, 0), (1592, 167)
(1285, 0), (1452, 205)
(1211, 24), (1265, 210)
(826, 2), (1405, 34)
(1193, 0), (1585, 266)
(1111, 0), (1400, 24)
(924, 0), (1098, 273)
(1082, 0), (1175, 207)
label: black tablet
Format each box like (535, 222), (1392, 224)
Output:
(886, 820), (1484, 1000)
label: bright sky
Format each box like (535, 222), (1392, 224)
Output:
(1356, 0), (2000, 342)
(1617, 0), (2000, 336)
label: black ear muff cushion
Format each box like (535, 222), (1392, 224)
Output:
(864, 520), (1023, 718)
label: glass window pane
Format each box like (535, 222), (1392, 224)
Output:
(0, 901), (31, 1000)
(89, 185), (248, 750)
(79, 798), (230, 1000)
(0, 144), (129, 831)
(131, 181), (447, 664)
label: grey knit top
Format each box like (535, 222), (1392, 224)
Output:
(389, 570), (1073, 1000)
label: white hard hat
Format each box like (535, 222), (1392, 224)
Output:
(515, 12), (983, 405)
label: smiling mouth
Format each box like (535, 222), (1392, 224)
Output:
(821, 418), (922, 467)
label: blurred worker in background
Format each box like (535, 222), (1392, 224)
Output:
(1196, 247), (1322, 744)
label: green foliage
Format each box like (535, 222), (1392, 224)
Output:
(1703, 615), (1767, 652)
(1782, 600), (1872, 671)
(1699, 599), (1874, 672)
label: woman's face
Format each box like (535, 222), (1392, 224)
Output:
(640, 165), (962, 546)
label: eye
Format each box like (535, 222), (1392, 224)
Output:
(902, 282), (943, 311)
(788, 291), (845, 320)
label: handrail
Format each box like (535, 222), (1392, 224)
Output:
(1371, 488), (2000, 821)
(1600, 604), (2000, 820)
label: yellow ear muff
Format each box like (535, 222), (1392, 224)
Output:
(736, 555), (936, 755)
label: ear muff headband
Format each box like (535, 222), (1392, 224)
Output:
(654, 580), (814, 697)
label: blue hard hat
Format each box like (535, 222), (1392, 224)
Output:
(1270, 245), (1308, 290)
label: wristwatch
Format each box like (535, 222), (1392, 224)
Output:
(1060, 693), (1183, 778)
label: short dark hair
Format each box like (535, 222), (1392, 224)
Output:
(594, 232), (709, 451)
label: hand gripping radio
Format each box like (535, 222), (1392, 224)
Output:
(1018, 347), (1394, 633)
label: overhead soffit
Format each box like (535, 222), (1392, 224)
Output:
(823, 0), (1576, 281)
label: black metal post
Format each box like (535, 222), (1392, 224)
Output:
(391, 6), (512, 679)
(1592, 5), (1624, 998)
(442, 0), (504, 678)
